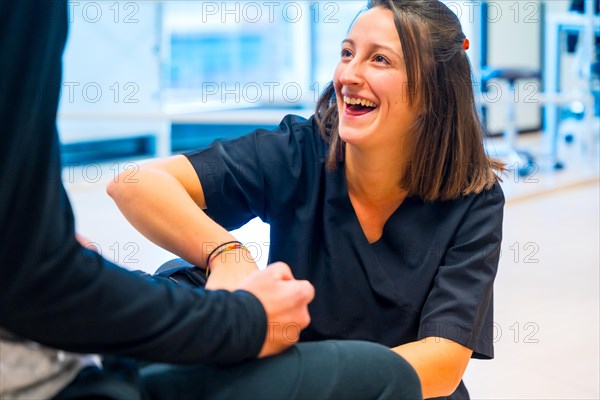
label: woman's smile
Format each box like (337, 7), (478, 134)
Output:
(342, 95), (378, 118)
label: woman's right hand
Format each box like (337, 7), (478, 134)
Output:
(237, 262), (314, 358)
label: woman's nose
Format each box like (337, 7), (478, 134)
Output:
(338, 60), (363, 86)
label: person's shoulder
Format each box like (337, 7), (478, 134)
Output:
(428, 180), (504, 217)
(268, 113), (327, 155)
(475, 180), (505, 206)
(274, 113), (319, 135)
(432, 180), (504, 205)
(453, 179), (505, 223)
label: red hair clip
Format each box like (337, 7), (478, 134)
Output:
(462, 38), (470, 50)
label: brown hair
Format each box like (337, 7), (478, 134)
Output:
(315, 0), (503, 202)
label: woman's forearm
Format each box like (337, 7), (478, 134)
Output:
(392, 337), (471, 399)
(107, 165), (235, 268)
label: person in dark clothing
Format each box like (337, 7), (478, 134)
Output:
(110, 1), (505, 399)
(0, 1), (422, 399)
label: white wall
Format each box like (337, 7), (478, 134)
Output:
(58, 2), (163, 144)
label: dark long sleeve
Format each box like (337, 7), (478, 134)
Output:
(0, 0), (267, 365)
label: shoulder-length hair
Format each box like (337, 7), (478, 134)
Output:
(315, 0), (504, 202)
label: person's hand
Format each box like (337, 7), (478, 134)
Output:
(237, 262), (314, 358)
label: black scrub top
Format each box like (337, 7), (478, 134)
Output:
(186, 114), (504, 400)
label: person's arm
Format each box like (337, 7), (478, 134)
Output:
(392, 338), (472, 398)
(107, 155), (257, 290)
(76, 235), (313, 359)
(397, 183), (505, 398)
(0, 0), (309, 364)
(108, 114), (317, 290)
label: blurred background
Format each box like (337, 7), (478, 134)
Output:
(58, 1), (599, 398)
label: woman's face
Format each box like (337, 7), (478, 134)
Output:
(333, 7), (417, 152)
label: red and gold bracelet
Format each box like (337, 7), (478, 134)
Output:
(205, 241), (250, 277)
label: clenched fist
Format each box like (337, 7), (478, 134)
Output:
(237, 262), (314, 358)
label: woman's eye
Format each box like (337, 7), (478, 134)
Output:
(374, 55), (389, 64)
(341, 49), (353, 58)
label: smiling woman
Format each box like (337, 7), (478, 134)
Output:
(317, 1), (504, 202)
(109, 1), (505, 399)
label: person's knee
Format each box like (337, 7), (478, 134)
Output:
(378, 348), (422, 400)
(335, 341), (422, 400)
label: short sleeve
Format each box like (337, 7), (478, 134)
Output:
(184, 114), (323, 230)
(418, 182), (504, 359)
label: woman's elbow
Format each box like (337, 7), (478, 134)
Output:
(422, 368), (464, 398)
(445, 372), (465, 397)
(437, 357), (470, 397)
(106, 177), (118, 199)
(106, 176), (121, 200)
(106, 171), (138, 205)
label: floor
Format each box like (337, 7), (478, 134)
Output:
(463, 183), (599, 399)
(64, 133), (600, 399)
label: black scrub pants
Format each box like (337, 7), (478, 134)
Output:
(54, 341), (421, 400)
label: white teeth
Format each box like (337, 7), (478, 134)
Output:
(343, 96), (376, 108)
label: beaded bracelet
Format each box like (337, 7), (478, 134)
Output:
(205, 241), (249, 277)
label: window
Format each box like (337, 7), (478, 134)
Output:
(161, 2), (311, 111)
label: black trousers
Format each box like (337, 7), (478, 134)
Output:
(55, 341), (421, 400)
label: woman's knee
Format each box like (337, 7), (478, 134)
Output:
(333, 340), (422, 400)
